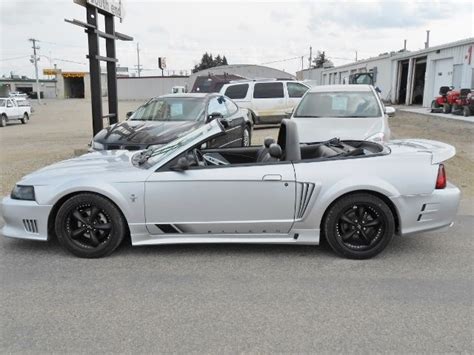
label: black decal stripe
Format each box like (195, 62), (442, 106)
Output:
(155, 224), (181, 234)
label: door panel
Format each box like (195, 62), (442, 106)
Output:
(145, 164), (296, 235)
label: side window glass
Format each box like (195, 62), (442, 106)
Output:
(253, 82), (284, 99)
(225, 99), (238, 115)
(208, 97), (229, 117)
(287, 83), (309, 98)
(225, 84), (249, 99)
(7, 100), (13, 107)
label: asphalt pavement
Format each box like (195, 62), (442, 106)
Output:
(1, 212), (472, 353)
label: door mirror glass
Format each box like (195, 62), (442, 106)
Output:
(170, 156), (190, 172)
(384, 106), (396, 117)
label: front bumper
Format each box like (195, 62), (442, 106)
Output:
(1, 196), (52, 241)
(391, 182), (461, 236)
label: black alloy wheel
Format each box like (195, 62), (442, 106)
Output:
(323, 193), (395, 259)
(55, 193), (126, 258)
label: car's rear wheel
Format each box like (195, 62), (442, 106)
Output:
(55, 193), (126, 258)
(323, 193), (395, 259)
(242, 126), (251, 147)
(0, 114), (6, 127)
(20, 113), (28, 124)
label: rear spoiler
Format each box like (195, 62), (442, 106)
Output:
(390, 139), (456, 164)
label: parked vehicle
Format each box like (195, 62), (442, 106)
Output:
(2, 119), (459, 259)
(0, 97), (31, 127)
(290, 85), (393, 143)
(220, 79), (310, 124)
(91, 93), (253, 151)
(460, 91), (474, 117)
(9, 91), (28, 99)
(430, 86), (460, 113)
(452, 88), (471, 115)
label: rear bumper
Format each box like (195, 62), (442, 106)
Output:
(1, 196), (51, 241)
(391, 182), (461, 236)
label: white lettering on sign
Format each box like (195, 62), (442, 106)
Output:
(86, 0), (123, 18)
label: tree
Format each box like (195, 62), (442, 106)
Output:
(312, 51), (334, 69)
(192, 52), (229, 73)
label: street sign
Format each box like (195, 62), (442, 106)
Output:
(158, 57), (167, 70)
(43, 68), (58, 75)
(73, 0), (123, 19)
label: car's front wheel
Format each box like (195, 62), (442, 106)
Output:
(443, 103), (452, 114)
(323, 193), (395, 259)
(55, 193), (127, 258)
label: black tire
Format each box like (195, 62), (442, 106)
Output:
(323, 193), (395, 259)
(442, 103), (452, 114)
(242, 126), (251, 147)
(463, 106), (471, 117)
(0, 114), (6, 127)
(20, 113), (28, 124)
(430, 100), (439, 112)
(55, 193), (126, 258)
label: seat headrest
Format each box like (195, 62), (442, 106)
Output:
(264, 137), (275, 148)
(277, 119), (301, 161)
(268, 143), (282, 158)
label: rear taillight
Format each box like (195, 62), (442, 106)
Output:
(435, 164), (447, 189)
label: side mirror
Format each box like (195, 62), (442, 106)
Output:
(384, 106), (396, 117)
(219, 117), (231, 128)
(170, 156), (190, 172)
(126, 111), (134, 119)
(207, 112), (224, 122)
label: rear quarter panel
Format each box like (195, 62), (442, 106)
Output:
(292, 152), (437, 231)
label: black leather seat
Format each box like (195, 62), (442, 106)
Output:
(256, 137), (275, 162)
(259, 143), (282, 162)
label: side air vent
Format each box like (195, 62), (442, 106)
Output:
(155, 224), (182, 234)
(23, 219), (39, 234)
(296, 182), (315, 219)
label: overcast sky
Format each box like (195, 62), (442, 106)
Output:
(1, 0), (473, 78)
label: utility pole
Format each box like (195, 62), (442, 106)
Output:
(355, 50), (358, 62)
(301, 55), (304, 71)
(136, 42), (142, 77)
(309, 46), (313, 69)
(29, 38), (41, 104)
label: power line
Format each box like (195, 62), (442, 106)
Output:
(0, 55), (30, 61)
(261, 55), (304, 65)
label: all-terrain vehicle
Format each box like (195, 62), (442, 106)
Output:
(431, 86), (460, 113)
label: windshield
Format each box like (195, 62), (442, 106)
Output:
(295, 91), (381, 118)
(130, 97), (206, 122)
(134, 123), (219, 169)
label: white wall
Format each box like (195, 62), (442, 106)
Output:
(117, 76), (189, 100)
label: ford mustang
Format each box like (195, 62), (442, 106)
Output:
(1, 119), (460, 259)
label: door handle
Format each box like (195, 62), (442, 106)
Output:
(262, 174), (282, 181)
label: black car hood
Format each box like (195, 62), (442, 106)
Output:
(94, 120), (204, 147)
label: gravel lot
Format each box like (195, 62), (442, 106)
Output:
(1, 99), (473, 353)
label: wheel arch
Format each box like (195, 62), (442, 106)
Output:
(47, 190), (131, 241)
(319, 189), (401, 238)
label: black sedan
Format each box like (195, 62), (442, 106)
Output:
(91, 93), (253, 151)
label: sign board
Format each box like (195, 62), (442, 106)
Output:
(74, 0), (123, 19)
(43, 68), (59, 75)
(158, 57), (167, 70)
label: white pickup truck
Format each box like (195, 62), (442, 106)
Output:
(0, 97), (31, 127)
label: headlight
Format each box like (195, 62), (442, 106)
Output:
(366, 132), (385, 142)
(11, 185), (35, 201)
(91, 141), (105, 150)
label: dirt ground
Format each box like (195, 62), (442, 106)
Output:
(1, 99), (473, 199)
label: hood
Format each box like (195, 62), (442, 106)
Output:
(20, 150), (142, 186)
(94, 120), (203, 147)
(294, 116), (384, 143)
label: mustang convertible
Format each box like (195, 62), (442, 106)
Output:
(1, 119), (460, 259)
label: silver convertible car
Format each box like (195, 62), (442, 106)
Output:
(1, 119), (460, 259)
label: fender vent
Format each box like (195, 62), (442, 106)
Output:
(23, 219), (38, 234)
(296, 182), (315, 219)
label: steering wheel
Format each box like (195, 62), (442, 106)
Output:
(192, 148), (206, 167)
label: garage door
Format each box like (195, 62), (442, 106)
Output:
(432, 57), (453, 98)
